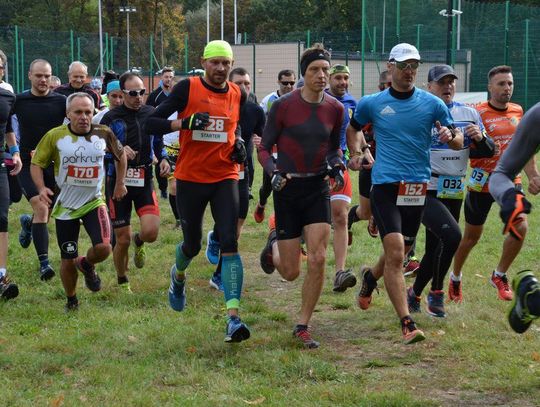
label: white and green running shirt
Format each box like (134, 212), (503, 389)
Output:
(32, 124), (124, 220)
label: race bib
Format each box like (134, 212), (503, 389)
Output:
(468, 167), (490, 192)
(239, 163), (245, 180)
(192, 116), (228, 143)
(125, 167), (145, 187)
(396, 182), (427, 206)
(437, 175), (465, 199)
(66, 165), (100, 187)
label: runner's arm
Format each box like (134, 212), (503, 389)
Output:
(146, 79), (190, 135)
(258, 99), (281, 176)
(327, 103), (345, 168)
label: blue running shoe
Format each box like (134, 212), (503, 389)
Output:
(205, 231), (220, 265)
(19, 214), (32, 249)
(209, 272), (224, 292)
(224, 315), (250, 343)
(39, 263), (55, 281)
(168, 265), (186, 311)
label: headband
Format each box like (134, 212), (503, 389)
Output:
(300, 51), (331, 76)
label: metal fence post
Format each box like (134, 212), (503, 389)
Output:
(20, 38), (24, 91)
(149, 36), (154, 90)
(77, 37), (81, 61)
(504, 0), (509, 65)
(14, 25), (19, 93)
(185, 35), (189, 73)
(524, 19), (529, 110)
(307, 30), (311, 48)
(252, 42), (256, 93)
(70, 30), (74, 62)
(396, 0), (401, 43)
(361, 0), (365, 96)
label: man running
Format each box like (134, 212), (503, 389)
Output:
(146, 40), (250, 343)
(451, 65), (525, 301)
(101, 72), (169, 292)
(30, 93), (127, 310)
(324, 64), (357, 292)
(10, 59), (66, 281)
(0, 83), (21, 300)
(254, 69), (296, 223)
(347, 43), (459, 344)
(407, 65), (494, 317)
(258, 43), (345, 348)
(489, 102), (540, 333)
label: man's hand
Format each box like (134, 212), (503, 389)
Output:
(500, 188), (532, 241)
(112, 182), (127, 201)
(328, 165), (345, 191)
(38, 187), (55, 206)
(10, 154), (22, 176)
(252, 134), (262, 149)
(528, 176), (540, 195)
(159, 158), (171, 177)
(231, 138), (247, 163)
(181, 112), (210, 130)
(436, 121), (454, 144)
(465, 124), (483, 142)
(271, 171), (288, 192)
(124, 145), (137, 160)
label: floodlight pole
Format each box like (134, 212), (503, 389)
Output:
(120, 5), (137, 71)
(446, 0), (452, 65)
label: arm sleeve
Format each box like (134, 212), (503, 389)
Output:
(258, 99), (281, 176)
(490, 104), (540, 204)
(145, 79), (190, 135)
(104, 128), (124, 161)
(351, 97), (370, 130)
(435, 99), (453, 127)
(327, 103), (345, 167)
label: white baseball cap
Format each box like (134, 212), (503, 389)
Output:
(389, 43), (421, 62)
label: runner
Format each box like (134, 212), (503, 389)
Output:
(92, 80), (124, 124)
(450, 65), (525, 302)
(258, 43), (345, 348)
(55, 61), (102, 110)
(324, 64), (357, 292)
(408, 65), (494, 317)
(146, 40), (251, 343)
(347, 43), (460, 344)
(489, 102), (540, 333)
(101, 72), (169, 292)
(0, 85), (20, 300)
(30, 92), (127, 310)
(10, 59), (66, 281)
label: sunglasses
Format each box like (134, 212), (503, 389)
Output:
(280, 81), (295, 86)
(392, 61), (420, 71)
(123, 89), (146, 97)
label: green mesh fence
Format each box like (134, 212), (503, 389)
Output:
(1, 0), (539, 108)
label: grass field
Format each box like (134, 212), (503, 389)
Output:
(1, 169), (539, 406)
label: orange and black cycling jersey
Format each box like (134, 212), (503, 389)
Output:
(471, 101), (523, 192)
(146, 77), (244, 183)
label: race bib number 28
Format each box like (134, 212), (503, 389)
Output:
(192, 116), (229, 143)
(396, 182), (427, 206)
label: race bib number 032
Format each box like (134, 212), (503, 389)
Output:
(396, 182), (427, 206)
(192, 116), (229, 143)
(437, 175), (465, 199)
(66, 165), (99, 187)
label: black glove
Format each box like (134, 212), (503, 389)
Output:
(231, 138), (247, 164)
(328, 165), (345, 189)
(271, 171), (287, 192)
(500, 188), (531, 241)
(181, 112), (209, 130)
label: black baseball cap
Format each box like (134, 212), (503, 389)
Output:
(428, 65), (458, 82)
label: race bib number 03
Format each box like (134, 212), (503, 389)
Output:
(125, 167), (145, 187)
(192, 116), (229, 143)
(396, 182), (427, 206)
(437, 175), (465, 199)
(66, 165), (99, 187)
(468, 167), (490, 192)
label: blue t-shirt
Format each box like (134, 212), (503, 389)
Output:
(325, 90), (357, 152)
(353, 87), (453, 184)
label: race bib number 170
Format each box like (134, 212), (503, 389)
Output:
(66, 165), (99, 187)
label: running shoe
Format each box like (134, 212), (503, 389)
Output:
(508, 270), (540, 333)
(293, 325), (320, 349)
(75, 257), (101, 292)
(209, 272), (224, 292)
(347, 205), (359, 230)
(448, 278), (463, 303)
(357, 266), (378, 310)
(401, 316), (426, 345)
(205, 231), (220, 265)
(367, 216), (379, 238)
(18, 214), (32, 248)
(403, 256), (420, 277)
(160, 190), (168, 199)
(333, 269), (357, 292)
(490, 271), (513, 301)
(407, 287), (421, 313)
(254, 203), (265, 223)
(260, 230), (276, 274)
(132, 234), (146, 269)
(65, 299), (79, 312)
(39, 263), (55, 281)
(168, 264), (186, 312)
(426, 290), (446, 318)
(0, 274), (19, 300)
(224, 315), (251, 343)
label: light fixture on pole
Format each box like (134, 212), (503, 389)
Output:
(119, 5), (137, 70)
(439, 5), (463, 65)
(98, 0), (103, 76)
